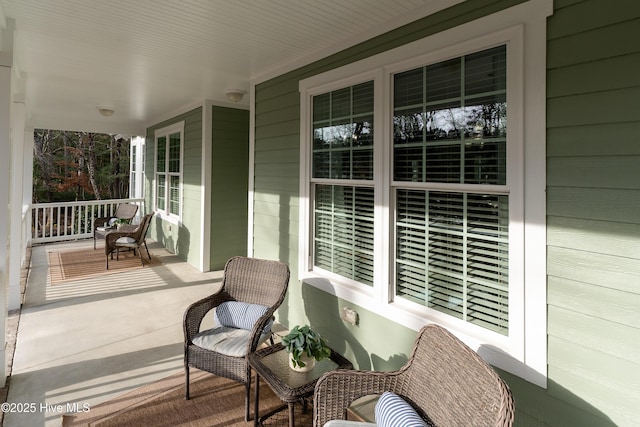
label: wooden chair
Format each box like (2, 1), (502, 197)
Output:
(313, 324), (515, 427)
(93, 203), (139, 249)
(183, 256), (290, 421)
(104, 212), (153, 269)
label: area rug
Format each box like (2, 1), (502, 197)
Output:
(48, 246), (161, 285)
(62, 370), (313, 426)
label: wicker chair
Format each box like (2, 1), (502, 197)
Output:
(93, 203), (139, 249)
(183, 256), (290, 421)
(313, 324), (514, 427)
(104, 212), (153, 269)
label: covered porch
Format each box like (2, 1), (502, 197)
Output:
(2, 1), (639, 426)
(4, 239), (223, 426)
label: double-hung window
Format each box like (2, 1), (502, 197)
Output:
(155, 122), (184, 221)
(312, 82), (375, 286)
(299, 2), (548, 387)
(393, 45), (510, 335)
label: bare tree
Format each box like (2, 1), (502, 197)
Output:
(32, 129), (130, 203)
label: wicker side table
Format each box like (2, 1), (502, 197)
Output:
(248, 343), (352, 427)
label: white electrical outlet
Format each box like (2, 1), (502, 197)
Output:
(341, 307), (359, 326)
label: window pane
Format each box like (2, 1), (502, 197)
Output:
(465, 46), (506, 95)
(332, 87), (351, 118)
(312, 81), (374, 180)
(464, 95), (507, 184)
(131, 149), (137, 172)
(425, 142), (461, 183)
(314, 184), (374, 286)
(170, 175), (180, 215)
(313, 93), (330, 122)
(393, 45), (507, 185)
(395, 189), (509, 335)
(394, 68), (423, 108)
(156, 175), (166, 211)
(353, 81), (374, 114)
(169, 132), (181, 173)
(426, 57), (461, 102)
(394, 108), (424, 145)
(156, 136), (166, 172)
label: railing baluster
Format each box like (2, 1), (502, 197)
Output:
(29, 198), (144, 244)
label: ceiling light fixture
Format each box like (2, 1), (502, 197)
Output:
(225, 89), (246, 103)
(97, 106), (115, 117)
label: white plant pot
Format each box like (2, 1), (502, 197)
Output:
(289, 353), (316, 372)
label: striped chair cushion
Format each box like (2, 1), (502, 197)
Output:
(375, 392), (426, 427)
(214, 301), (273, 333)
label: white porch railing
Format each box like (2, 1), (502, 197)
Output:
(30, 198), (145, 244)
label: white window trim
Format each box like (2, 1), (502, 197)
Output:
(154, 121), (184, 225)
(129, 136), (146, 200)
(299, 0), (550, 388)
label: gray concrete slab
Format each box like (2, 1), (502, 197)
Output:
(4, 240), (222, 427)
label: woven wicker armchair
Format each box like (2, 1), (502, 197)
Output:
(313, 324), (514, 427)
(104, 213), (153, 269)
(183, 256), (290, 421)
(93, 203), (139, 249)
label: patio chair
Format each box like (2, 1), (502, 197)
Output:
(313, 324), (515, 427)
(93, 203), (139, 249)
(104, 212), (153, 269)
(183, 256), (290, 421)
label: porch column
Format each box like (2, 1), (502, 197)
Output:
(23, 129), (34, 255)
(8, 101), (25, 310)
(0, 17), (15, 387)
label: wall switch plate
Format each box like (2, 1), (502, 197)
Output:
(341, 307), (359, 326)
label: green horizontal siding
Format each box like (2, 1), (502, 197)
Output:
(547, 122), (640, 157)
(548, 336), (640, 425)
(548, 216), (640, 257)
(146, 107), (202, 266)
(546, 0), (640, 425)
(548, 156), (640, 189)
(252, 0), (640, 426)
(547, 187), (640, 223)
(548, 276), (640, 328)
(209, 106), (249, 270)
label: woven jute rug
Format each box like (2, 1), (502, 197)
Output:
(48, 246), (161, 285)
(62, 370), (314, 426)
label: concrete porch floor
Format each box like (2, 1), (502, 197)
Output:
(3, 239), (223, 427)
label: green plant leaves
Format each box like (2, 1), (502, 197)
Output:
(282, 324), (330, 368)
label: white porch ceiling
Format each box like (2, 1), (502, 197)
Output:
(1, 0), (459, 135)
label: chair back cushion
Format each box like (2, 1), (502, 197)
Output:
(222, 256), (290, 308)
(214, 301), (273, 333)
(375, 392), (427, 427)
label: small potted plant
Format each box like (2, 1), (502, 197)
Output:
(281, 325), (331, 372)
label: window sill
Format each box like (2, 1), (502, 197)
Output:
(155, 211), (181, 226)
(301, 270), (545, 388)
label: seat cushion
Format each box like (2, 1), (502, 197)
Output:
(115, 236), (137, 244)
(214, 301), (272, 333)
(375, 392), (426, 427)
(191, 325), (271, 357)
(324, 422), (376, 427)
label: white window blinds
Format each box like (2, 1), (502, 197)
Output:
(393, 45), (510, 335)
(311, 81), (375, 286)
